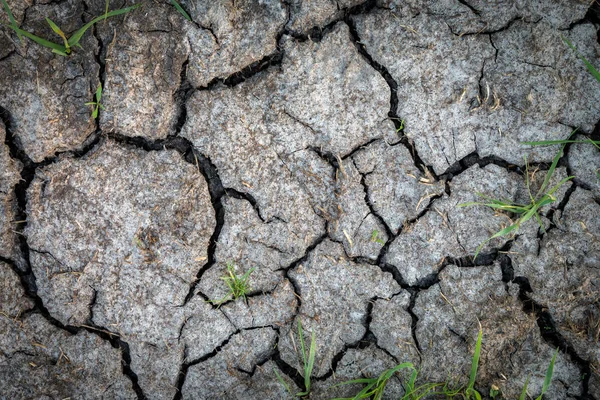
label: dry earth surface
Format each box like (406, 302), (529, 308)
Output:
(1, 0), (600, 399)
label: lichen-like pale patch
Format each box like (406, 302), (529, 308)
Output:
(100, 3), (190, 139)
(0, 2), (98, 162)
(354, 10), (600, 174)
(25, 140), (226, 399)
(385, 164), (521, 285)
(185, 0), (287, 87)
(414, 265), (582, 399)
(0, 121), (21, 263)
(512, 188), (600, 374)
(279, 240), (400, 377)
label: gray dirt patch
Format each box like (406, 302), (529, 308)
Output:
(1, 1), (599, 398)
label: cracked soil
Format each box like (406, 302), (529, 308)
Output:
(1, 0), (600, 399)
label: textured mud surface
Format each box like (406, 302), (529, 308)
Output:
(1, 1), (599, 399)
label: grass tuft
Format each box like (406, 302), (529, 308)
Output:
(296, 320), (317, 397)
(209, 262), (255, 305)
(458, 143), (573, 260)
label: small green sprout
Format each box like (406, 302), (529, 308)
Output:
(459, 143), (573, 260)
(396, 118), (405, 132)
(0, 3), (140, 56)
(210, 262), (255, 305)
(85, 84), (105, 119)
(370, 230), (385, 246)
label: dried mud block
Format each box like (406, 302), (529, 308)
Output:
(353, 10), (493, 174)
(370, 291), (419, 364)
(0, 262), (33, 318)
(0, 121), (21, 262)
(183, 23), (392, 272)
(183, 76), (326, 267)
(198, 196), (321, 302)
(279, 240), (400, 377)
(0, 315), (137, 399)
(286, 0), (364, 34)
(25, 140), (231, 399)
(184, 0), (287, 87)
(513, 188), (600, 378)
(385, 164), (521, 285)
(415, 265), (582, 399)
(311, 345), (405, 399)
(0, 0), (32, 58)
(476, 22), (600, 164)
(100, 3), (190, 139)
(377, 0), (591, 32)
(181, 328), (280, 399)
(328, 157), (389, 260)
(277, 23), (394, 156)
(0, 266), (135, 398)
(0, 2), (99, 162)
(353, 140), (445, 234)
(570, 140), (600, 197)
(354, 11), (600, 174)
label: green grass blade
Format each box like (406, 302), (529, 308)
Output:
(466, 327), (483, 399)
(519, 376), (530, 400)
(535, 349), (558, 400)
(536, 141), (567, 199)
(406, 368), (418, 393)
(68, 4), (140, 47)
(95, 84), (103, 102)
(104, 0), (109, 23)
(563, 36), (600, 83)
(45, 17), (70, 52)
(298, 320), (307, 369)
(170, 0), (192, 21)
(1, 0), (22, 41)
(273, 368), (294, 396)
(305, 329), (316, 393)
(0, 21), (66, 54)
(546, 176), (574, 197)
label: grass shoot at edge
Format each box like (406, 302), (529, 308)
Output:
(0, 2), (140, 56)
(274, 319), (317, 398)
